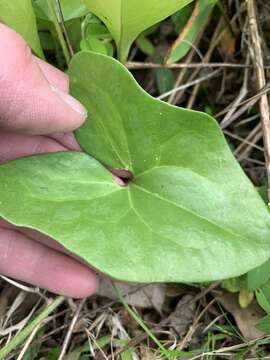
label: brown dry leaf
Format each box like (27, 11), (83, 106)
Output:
(97, 277), (166, 312)
(218, 292), (265, 340)
(139, 345), (157, 359)
(219, 30), (236, 56)
(169, 294), (196, 337)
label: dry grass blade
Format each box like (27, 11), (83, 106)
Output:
(247, 0), (270, 202)
(58, 298), (86, 360)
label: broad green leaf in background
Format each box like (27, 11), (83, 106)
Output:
(222, 277), (243, 293)
(166, 0), (218, 64)
(83, 0), (194, 61)
(80, 21), (114, 56)
(1, 52), (270, 283)
(34, 0), (89, 22)
(255, 288), (270, 314)
(0, 0), (43, 57)
(135, 34), (155, 56)
(256, 314), (270, 334)
(248, 258), (270, 290)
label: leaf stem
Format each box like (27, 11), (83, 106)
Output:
(47, 0), (71, 65)
(112, 282), (171, 359)
(0, 296), (65, 359)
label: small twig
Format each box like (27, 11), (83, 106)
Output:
(215, 82), (270, 118)
(126, 61), (270, 70)
(157, 69), (221, 100)
(223, 129), (264, 152)
(58, 298), (87, 360)
(178, 298), (216, 351)
(220, 57), (250, 128)
(247, 0), (270, 203)
(234, 123), (262, 158)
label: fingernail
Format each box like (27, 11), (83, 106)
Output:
(50, 85), (87, 119)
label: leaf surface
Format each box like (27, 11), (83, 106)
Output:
(34, 0), (89, 22)
(167, 0), (217, 64)
(0, 0), (43, 57)
(83, 0), (194, 61)
(0, 52), (270, 282)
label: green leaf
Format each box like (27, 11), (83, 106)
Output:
(83, 0), (194, 61)
(256, 314), (270, 334)
(248, 258), (270, 290)
(34, 0), (89, 22)
(80, 22), (114, 56)
(167, 0), (217, 64)
(155, 68), (175, 94)
(1, 52), (270, 283)
(255, 288), (270, 314)
(135, 34), (155, 56)
(0, 0), (43, 57)
(222, 277), (243, 293)
(80, 36), (108, 55)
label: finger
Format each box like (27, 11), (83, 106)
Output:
(0, 219), (67, 253)
(0, 132), (67, 164)
(49, 132), (81, 151)
(0, 24), (87, 135)
(0, 228), (98, 298)
(35, 56), (69, 93)
(0, 220), (95, 272)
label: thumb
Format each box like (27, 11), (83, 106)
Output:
(0, 24), (87, 135)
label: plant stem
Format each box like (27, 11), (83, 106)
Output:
(47, 0), (71, 65)
(0, 296), (65, 359)
(112, 282), (171, 359)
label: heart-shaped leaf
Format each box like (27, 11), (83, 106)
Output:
(0, 51), (270, 283)
(83, 0), (194, 61)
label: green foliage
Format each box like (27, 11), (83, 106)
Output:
(135, 34), (155, 56)
(167, 0), (217, 64)
(255, 287), (270, 314)
(248, 258), (270, 290)
(0, 52), (270, 283)
(80, 19), (114, 56)
(155, 67), (175, 94)
(82, 0), (194, 61)
(0, 0), (43, 57)
(34, 0), (89, 22)
(256, 314), (270, 334)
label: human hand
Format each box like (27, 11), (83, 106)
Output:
(0, 24), (98, 298)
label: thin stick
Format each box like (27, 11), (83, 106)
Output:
(17, 324), (41, 360)
(223, 129), (264, 152)
(58, 298), (86, 360)
(157, 69), (221, 100)
(220, 57), (250, 128)
(126, 61), (270, 70)
(247, 0), (270, 203)
(234, 123), (261, 157)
